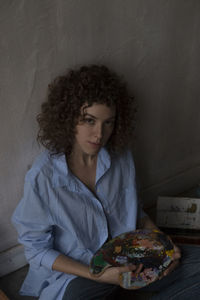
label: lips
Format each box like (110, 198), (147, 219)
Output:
(88, 141), (101, 147)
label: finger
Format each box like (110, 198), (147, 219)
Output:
(135, 263), (143, 274)
(167, 236), (181, 252)
(173, 244), (181, 252)
(167, 237), (181, 260)
(163, 260), (180, 276)
(173, 252), (181, 260)
(172, 246), (181, 260)
(118, 264), (137, 273)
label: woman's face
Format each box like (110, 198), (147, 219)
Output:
(73, 103), (116, 156)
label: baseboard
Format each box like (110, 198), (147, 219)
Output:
(0, 245), (27, 277)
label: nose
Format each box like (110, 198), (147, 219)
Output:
(94, 123), (103, 140)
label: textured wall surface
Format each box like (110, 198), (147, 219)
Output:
(1, 0), (200, 255)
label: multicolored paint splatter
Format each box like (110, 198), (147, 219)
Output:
(90, 229), (174, 289)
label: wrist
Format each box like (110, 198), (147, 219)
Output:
(87, 267), (100, 281)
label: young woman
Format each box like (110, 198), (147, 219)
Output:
(12, 65), (199, 300)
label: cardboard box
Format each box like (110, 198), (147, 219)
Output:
(156, 196), (200, 230)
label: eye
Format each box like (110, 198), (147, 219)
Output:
(84, 118), (95, 125)
(105, 120), (115, 126)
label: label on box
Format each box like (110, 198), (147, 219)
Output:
(157, 196), (200, 230)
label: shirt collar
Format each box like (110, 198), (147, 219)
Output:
(96, 147), (111, 183)
(51, 153), (70, 188)
(51, 147), (111, 190)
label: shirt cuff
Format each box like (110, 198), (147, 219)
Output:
(40, 249), (61, 270)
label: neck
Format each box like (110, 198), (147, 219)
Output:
(78, 153), (97, 167)
(69, 149), (98, 168)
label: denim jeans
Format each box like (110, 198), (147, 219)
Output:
(63, 244), (200, 300)
(141, 244), (200, 299)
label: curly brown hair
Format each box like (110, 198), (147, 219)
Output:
(37, 65), (136, 156)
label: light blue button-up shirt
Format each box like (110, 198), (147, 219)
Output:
(12, 147), (146, 300)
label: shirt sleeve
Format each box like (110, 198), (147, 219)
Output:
(12, 178), (60, 270)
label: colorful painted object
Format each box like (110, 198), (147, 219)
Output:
(90, 229), (174, 289)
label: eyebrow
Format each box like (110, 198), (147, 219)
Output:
(84, 113), (116, 120)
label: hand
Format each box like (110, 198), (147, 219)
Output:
(160, 240), (181, 279)
(93, 264), (143, 285)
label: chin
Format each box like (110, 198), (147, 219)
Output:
(87, 149), (101, 155)
(85, 147), (101, 155)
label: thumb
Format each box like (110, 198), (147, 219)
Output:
(172, 245), (181, 260)
(117, 264), (137, 273)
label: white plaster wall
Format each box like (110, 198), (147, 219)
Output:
(0, 0), (200, 265)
